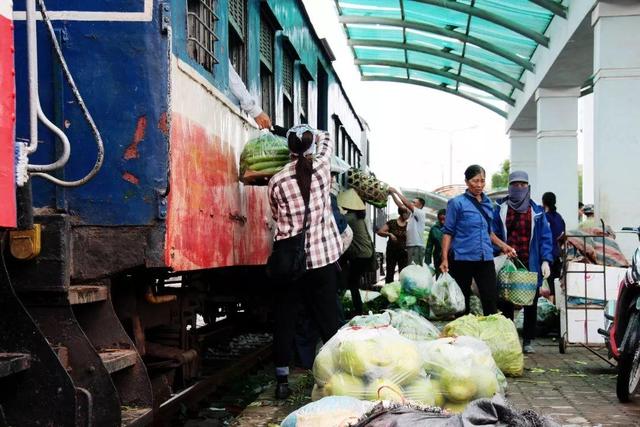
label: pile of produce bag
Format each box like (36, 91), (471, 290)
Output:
(442, 314), (523, 377)
(417, 336), (507, 413)
(515, 296), (559, 336)
(399, 264), (433, 299)
(281, 396), (375, 427)
(239, 132), (290, 185)
(312, 326), (429, 404)
(346, 168), (389, 208)
(427, 273), (465, 318)
(347, 310), (440, 342)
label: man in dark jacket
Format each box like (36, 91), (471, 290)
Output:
(425, 209), (446, 275)
(493, 171), (554, 354)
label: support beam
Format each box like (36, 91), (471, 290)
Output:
(361, 75), (507, 117)
(348, 39), (524, 90)
(591, 0), (640, 230)
(509, 129), (538, 192)
(529, 0), (568, 18)
(339, 16), (535, 71)
(536, 87), (580, 230)
(356, 59), (515, 104)
(413, 0), (550, 46)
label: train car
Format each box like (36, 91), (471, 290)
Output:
(2, 0), (370, 425)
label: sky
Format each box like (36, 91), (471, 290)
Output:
(302, 0), (511, 191)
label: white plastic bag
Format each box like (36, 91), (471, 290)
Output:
(281, 396), (374, 427)
(428, 273), (465, 318)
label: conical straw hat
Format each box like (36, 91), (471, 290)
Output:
(337, 188), (366, 211)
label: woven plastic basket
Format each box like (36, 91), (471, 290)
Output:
(497, 259), (538, 306)
(347, 168), (388, 208)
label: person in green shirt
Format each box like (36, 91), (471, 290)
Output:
(425, 209), (446, 275)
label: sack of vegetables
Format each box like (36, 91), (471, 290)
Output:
(239, 132), (290, 185)
(312, 326), (430, 404)
(416, 336), (507, 413)
(442, 314), (524, 377)
(347, 168), (389, 208)
(428, 273), (465, 319)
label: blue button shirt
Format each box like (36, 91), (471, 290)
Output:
(443, 191), (494, 261)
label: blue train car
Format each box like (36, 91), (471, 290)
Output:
(3, 0), (370, 425)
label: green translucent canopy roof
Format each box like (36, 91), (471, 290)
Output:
(335, 0), (567, 116)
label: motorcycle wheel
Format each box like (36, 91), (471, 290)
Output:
(617, 310), (640, 404)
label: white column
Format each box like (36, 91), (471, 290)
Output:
(579, 94), (595, 205)
(536, 87), (580, 230)
(592, 1), (640, 230)
(509, 129), (537, 194)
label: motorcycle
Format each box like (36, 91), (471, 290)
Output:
(599, 227), (640, 402)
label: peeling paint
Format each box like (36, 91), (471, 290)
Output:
(158, 112), (168, 136)
(122, 171), (140, 185)
(123, 116), (147, 160)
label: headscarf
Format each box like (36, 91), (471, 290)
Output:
(507, 184), (530, 213)
(286, 124), (316, 156)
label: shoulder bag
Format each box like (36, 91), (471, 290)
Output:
(266, 203), (310, 282)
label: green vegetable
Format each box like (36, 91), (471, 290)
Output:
(246, 154), (290, 166)
(248, 160), (288, 171)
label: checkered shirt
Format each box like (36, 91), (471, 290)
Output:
(506, 206), (532, 265)
(268, 132), (343, 269)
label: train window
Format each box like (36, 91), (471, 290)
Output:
(260, 14), (275, 119)
(300, 74), (309, 124)
(228, 0), (247, 82)
(282, 49), (294, 129)
(187, 0), (219, 72)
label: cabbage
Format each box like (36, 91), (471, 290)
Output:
(444, 400), (468, 414)
(385, 309), (440, 341)
(399, 264), (433, 298)
(428, 273), (465, 318)
(313, 347), (337, 386)
(397, 293), (417, 309)
(402, 377), (438, 406)
(326, 372), (366, 398)
(442, 314), (523, 377)
(381, 281), (402, 303)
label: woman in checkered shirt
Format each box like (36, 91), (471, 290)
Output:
(268, 125), (342, 399)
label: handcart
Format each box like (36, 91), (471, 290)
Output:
(556, 220), (626, 365)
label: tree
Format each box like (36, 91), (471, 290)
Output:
(491, 159), (510, 190)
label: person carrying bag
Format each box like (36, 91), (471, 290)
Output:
(267, 125), (343, 399)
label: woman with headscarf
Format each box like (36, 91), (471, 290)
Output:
(268, 125), (342, 399)
(492, 170), (554, 354)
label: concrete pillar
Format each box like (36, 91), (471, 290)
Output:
(509, 129), (537, 194)
(579, 94), (595, 205)
(536, 87), (580, 230)
(592, 1), (640, 230)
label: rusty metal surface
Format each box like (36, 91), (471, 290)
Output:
(0, 353), (30, 378)
(71, 226), (159, 281)
(28, 304), (122, 427)
(99, 349), (138, 374)
(157, 343), (272, 419)
(74, 280), (153, 410)
(7, 214), (70, 291)
(0, 232), (77, 426)
(68, 284), (109, 305)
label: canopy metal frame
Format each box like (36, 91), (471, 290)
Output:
(335, 0), (567, 116)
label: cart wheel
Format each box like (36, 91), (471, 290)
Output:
(559, 336), (567, 354)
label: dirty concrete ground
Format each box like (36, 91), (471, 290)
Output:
(179, 338), (640, 426)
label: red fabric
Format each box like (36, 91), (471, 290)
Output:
(506, 207), (531, 265)
(268, 132), (342, 269)
(0, 13), (16, 227)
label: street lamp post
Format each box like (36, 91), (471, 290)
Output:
(423, 125), (479, 185)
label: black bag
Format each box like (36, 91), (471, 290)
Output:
(266, 205), (310, 282)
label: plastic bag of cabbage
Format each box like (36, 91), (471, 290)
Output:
(312, 326), (430, 404)
(380, 281), (401, 303)
(399, 264), (434, 299)
(427, 273), (465, 318)
(280, 396), (374, 427)
(417, 336), (507, 413)
(442, 314), (524, 377)
(347, 310), (440, 342)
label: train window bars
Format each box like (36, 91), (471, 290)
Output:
(187, 0), (219, 72)
(260, 13), (276, 120)
(282, 48), (294, 129)
(228, 0), (247, 82)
